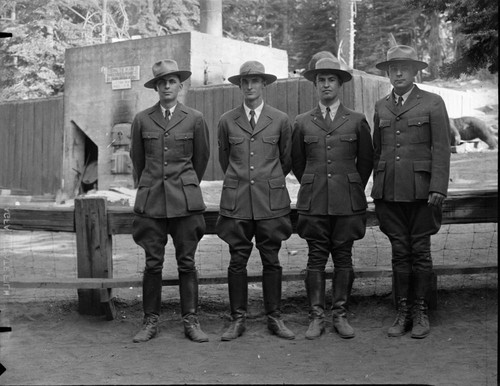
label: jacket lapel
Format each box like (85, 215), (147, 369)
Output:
(167, 102), (188, 131)
(311, 106), (328, 132)
(149, 102), (168, 131)
(398, 86), (422, 116)
(330, 104), (349, 133)
(252, 104), (273, 136)
(234, 106), (253, 135)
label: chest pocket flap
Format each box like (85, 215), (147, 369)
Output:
(379, 119), (391, 128)
(142, 131), (160, 139)
(304, 136), (319, 144)
(340, 134), (357, 142)
(175, 132), (194, 140)
(408, 116), (429, 127)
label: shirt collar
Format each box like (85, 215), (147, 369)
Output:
(244, 101), (264, 121)
(160, 103), (177, 118)
(393, 85), (415, 104)
(319, 99), (340, 118)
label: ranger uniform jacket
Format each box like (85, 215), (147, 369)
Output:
(217, 103), (292, 220)
(371, 85), (450, 202)
(292, 103), (374, 216)
(130, 102), (210, 218)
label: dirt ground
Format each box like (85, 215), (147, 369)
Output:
(0, 81), (498, 385)
(0, 285), (497, 385)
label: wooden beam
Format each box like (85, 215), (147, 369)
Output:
(6, 263), (497, 289)
(2, 188), (497, 234)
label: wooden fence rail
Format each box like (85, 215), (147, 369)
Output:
(1, 188), (498, 319)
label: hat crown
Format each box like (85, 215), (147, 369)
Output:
(314, 57), (343, 71)
(386, 45), (419, 62)
(238, 60), (267, 77)
(152, 59), (181, 78)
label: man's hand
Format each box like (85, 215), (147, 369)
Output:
(428, 192), (446, 207)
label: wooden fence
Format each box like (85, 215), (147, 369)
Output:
(0, 73), (476, 192)
(0, 96), (64, 196)
(1, 188), (497, 319)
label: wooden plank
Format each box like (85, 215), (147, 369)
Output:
(3, 188), (498, 234)
(7, 263), (496, 289)
(33, 100), (45, 195)
(0, 206), (75, 232)
(75, 197), (113, 315)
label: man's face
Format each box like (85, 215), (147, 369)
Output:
(388, 62), (417, 95)
(240, 76), (265, 104)
(316, 73), (342, 105)
(155, 75), (182, 105)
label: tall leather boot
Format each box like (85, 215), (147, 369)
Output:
(331, 269), (355, 339)
(221, 270), (248, 341)
(388, 271), (412, 337)
(179, 270), (209, 343)
(133, 272), (162, 343)
(304, 269), (326, 340)
(411, 271), (432, 339)
(263, 268), (295, 340)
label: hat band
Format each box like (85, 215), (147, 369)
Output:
(387, 57), (419, 62)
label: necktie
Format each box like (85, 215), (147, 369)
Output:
(165, 109), (171, 121)
(325, 106), (333, 127)
(249, 110), (256, 130)
(396, 96), (404, 107)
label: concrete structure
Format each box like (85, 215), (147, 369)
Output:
(61, 31), (288, 196)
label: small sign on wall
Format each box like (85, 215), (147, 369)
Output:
(105, 65), (140, 82)
(112, 79), (132, 90)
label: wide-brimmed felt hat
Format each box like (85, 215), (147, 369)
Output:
(302, 57), (353, 83)
(307, 51), (336, 71)
(376, 45), (428, 71)
(144, 59), (192, 88)
(228, 61), (277, 85)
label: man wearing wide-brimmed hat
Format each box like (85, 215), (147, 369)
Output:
(292, 57), (374, 340)
(371, 45), (451, 339)
(216, 60), (295, 341)
(130, 59), (210, 343)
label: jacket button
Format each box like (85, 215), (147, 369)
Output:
(328, 160), (332, 164)
(250, 152), (254, 156)
(328, 173), (332, 178)
(396, 156), (400, 161)
(327, 134), (331, 138)
(251, 138), (255, 142)
(396, 131), (400, 135)
(164, 161), (168, 166)
(396, 117), (401, 121)
(164, 147), (168, 151)
(250, 166), (254, 170)
(327, 146), (331, 150)
(396, 143), (401, 147)
(164, 176), (168, 180)
(250, 180), (255, 185)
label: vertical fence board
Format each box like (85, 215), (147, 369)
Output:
(75, 197), (113, 316)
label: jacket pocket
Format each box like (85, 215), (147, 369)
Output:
(370, 161), (386, 199)
(133, 175), (152, 214)
(269, 177), (291, 210)
(181, 175), (205, 211)
(296, 173), (314, 210)
(348, 173), (367, 211)
(408, 116), (430, 144)
(229, 136), (245, 162)
(379, 119), (391, 145)
(413, 160), (432, 199)
(142, 131), (160, 156)
(340, 134), (358, 155)
(220, 178), (239, 210)
(263, 135), (279, 159)
(175, 132), (194, 156)
(304, 136), (320, 158)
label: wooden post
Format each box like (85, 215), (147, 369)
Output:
(75, 197), (115, 318)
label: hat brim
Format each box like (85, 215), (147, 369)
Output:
(376, 59), (428, 71)
(144, 70), (192, 88)
(302, 68), (352, 83)
(228, 73), (277, 85)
